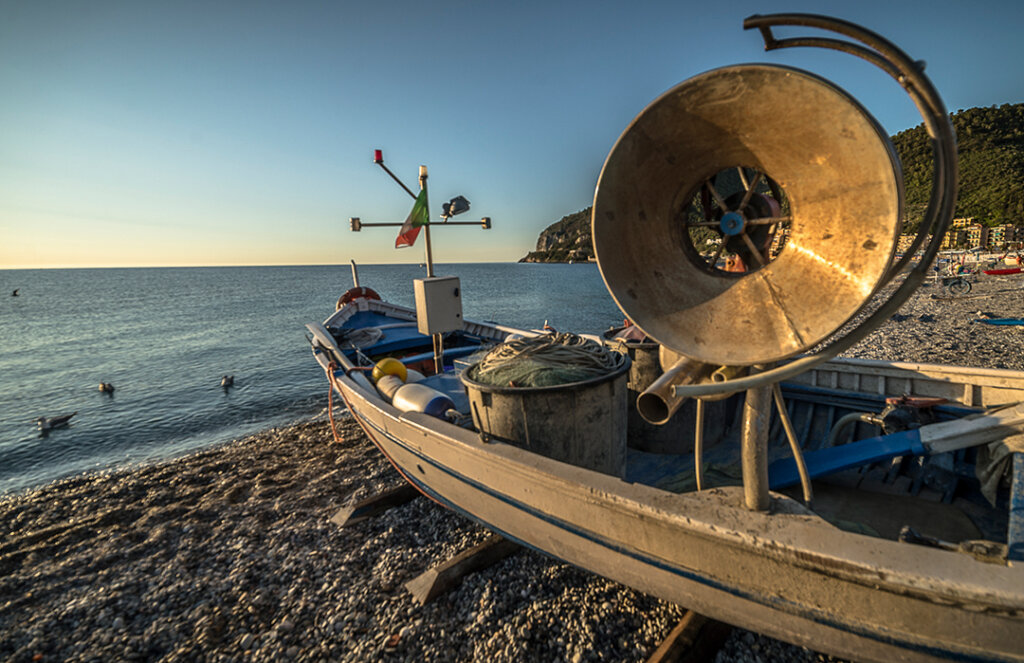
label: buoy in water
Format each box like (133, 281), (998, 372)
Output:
(99, 382), (115, 394)
(221, 375), (234, 388)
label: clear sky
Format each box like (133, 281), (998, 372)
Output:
(1, 0), (1021, 268)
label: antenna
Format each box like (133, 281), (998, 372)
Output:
(350, 149), (493, 278)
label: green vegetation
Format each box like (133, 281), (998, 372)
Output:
(524, 103), (1024, 261)
(894, 103), (1024, 232)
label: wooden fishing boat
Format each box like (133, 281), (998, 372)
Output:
(308, 14), (1024, 661)
(309, 289), (1024, 663)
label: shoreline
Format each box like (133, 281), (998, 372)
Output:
(4, 276), (1024, 661)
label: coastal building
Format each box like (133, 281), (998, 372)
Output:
(993, 224), (1024, 250)
(897, 234), (918, 253)
(935, 218), (978, 249)
(965, 223), (989, 249)
(941, 229), (966, 250)
(990, 224), (1012, 249)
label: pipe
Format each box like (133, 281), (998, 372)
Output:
(712, 364), (746, 382)
(827, 412), (885, 447)
(772, 383), (813, 508)
(694, 399), (706, 491)
(742, 366), (772, 511)
(637, 358), (714, 425)
(695, 364), (750, 403)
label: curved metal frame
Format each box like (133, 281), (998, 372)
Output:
(673, 13), (957, 399)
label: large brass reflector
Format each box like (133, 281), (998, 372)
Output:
(593, 64), (903, 366)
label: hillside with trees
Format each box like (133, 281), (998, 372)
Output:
(894, 102), (1024, 232)
(522, 103), (1024, 261)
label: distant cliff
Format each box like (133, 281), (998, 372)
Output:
(519, 208), (594, 263)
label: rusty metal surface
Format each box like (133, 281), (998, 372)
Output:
(593, 64), (903, 366)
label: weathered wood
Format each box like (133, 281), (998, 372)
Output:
(329, 483), (420, 528)
(404, 534), (520, 605)
(646, 610), (733, 663)
(1009, 453), (1024, 562)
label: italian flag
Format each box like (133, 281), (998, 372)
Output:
(395, 188), (429, 248)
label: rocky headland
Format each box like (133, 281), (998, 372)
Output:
(519, 208), (594, 263)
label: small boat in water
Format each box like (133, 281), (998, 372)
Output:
(308, 15), (1024, 662)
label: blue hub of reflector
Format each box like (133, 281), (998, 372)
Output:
(720, 211), (745, 236)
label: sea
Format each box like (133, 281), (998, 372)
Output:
(0, 263), (622, 495)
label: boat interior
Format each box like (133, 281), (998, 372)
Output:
(315, 300), (1017, 558)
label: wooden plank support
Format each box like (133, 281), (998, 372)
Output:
(1009, 452), (1024, 562)
(404, 533), (520, 605)
(329, 483), (421, 528)
(646, 610), (734, 663)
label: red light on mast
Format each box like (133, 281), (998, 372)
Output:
(373, 149), (383, 164)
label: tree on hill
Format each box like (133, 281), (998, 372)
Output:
(893, 103), (1024, 232)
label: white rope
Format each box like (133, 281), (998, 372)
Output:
(471, 333), (626, 388)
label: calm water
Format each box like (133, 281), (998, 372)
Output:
(0, 263), (621, 494)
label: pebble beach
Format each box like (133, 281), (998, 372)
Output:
(3, 275), (1024, 662)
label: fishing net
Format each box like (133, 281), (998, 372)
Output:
(467, 333), (627, 388)
(331, 327), (383, 349)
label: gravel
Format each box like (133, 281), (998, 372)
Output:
(843, 274), (1024, 370)
(0, 418), (693, 663)
(3, 274), (1023, 662)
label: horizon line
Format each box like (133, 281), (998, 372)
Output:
(0, 259), (553, 271)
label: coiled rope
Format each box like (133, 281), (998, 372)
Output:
(468, 333), (626, 388)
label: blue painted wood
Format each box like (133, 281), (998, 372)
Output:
(769, 430), (926, 490)
(1009, 453), (1024, 562)
(398, 345), (484, 368)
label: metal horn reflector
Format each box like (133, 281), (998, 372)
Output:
(593, 64), (902, 366)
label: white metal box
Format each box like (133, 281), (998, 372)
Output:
(413, 276), (463, 335)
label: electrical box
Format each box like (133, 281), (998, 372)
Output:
(414, 276), (463, 335)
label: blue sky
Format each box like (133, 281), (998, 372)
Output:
(1, 0), (1021, 268)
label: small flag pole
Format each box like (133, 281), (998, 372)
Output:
(419, 165), (434, 278)
(374, 149), (417, 201)
(417, 165), (442, 371)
